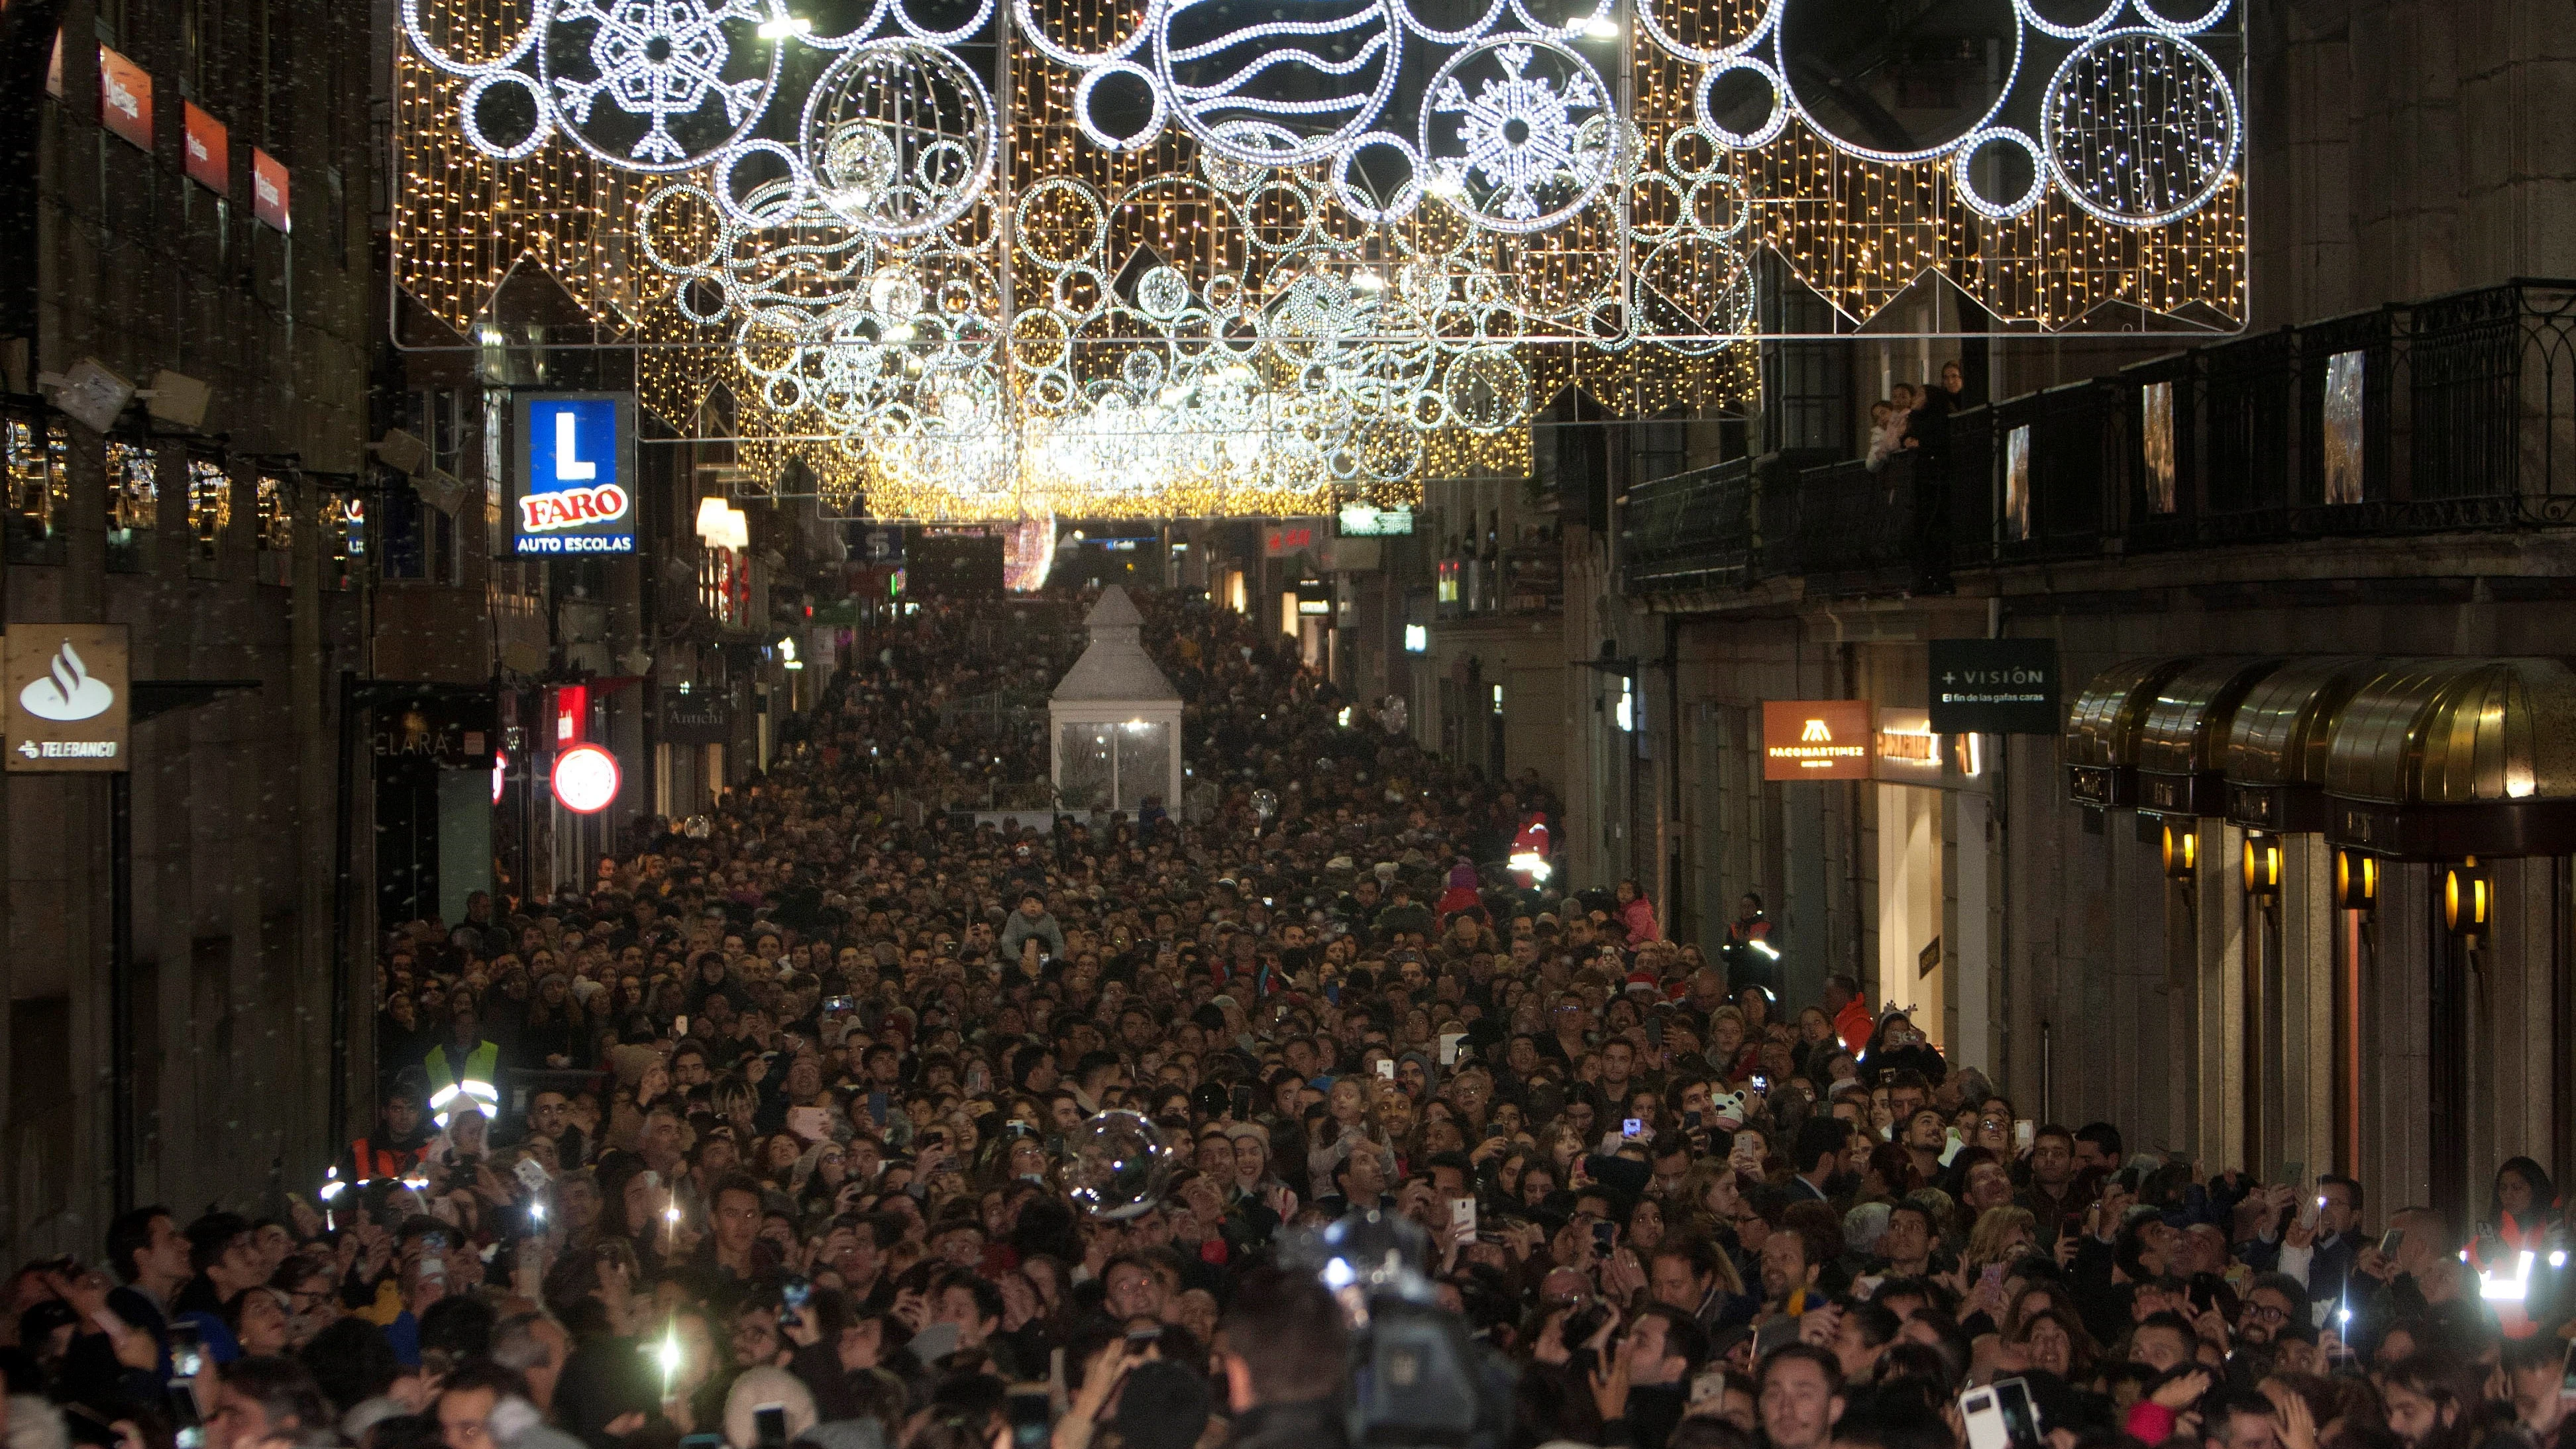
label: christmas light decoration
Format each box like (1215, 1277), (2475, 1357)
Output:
(391, 0), (2245, 519)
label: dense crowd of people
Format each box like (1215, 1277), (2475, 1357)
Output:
(4, 590), (2571, 1449)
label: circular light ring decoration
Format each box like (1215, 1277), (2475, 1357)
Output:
(892, 0), (1000, 47)
(1052, 264), (1112, 313)
(792, 0), (896, 47)
(1396, 0), (1508, 46)
(800, 39), (998, 237)
(712, 138), (813, 227)
(1135, 265), (1195, 319)
(553, 743), (622, 814)
(1662, 125), (1721, 180)
(1155, 0), (1405, 169)
(1442, 346), (1530, 432)
(1507, 0), (1613, 42)
(1774, 0), (2022, 164)
(1685, 169), (1753, 240)
(1014, 177), (1110, 272)
(2041, 28), (2240, 227)
(1624, 170), (1691, 242)
(1332, 131), (1426, 223)
(1419, 35), (1619, 235)
(2015, 0), (2122, 40)
(535, 0), (790, 173)
(460, 70), (554, 160)
(1072, 60), (1171, 152)
(402, 0), (538, 77)
(1238, 177), (1324, 251)
(2133, 0), (2231, 36)
(1694, 56), (1788, 150)
(1951, 126), (2048, 219)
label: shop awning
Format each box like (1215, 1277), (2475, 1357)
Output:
(2220, 657), (2388, 833)
(2133, 657), (2286, 818)
(2325, 658), (2576, 858)
(2065, 657), (2198, 808)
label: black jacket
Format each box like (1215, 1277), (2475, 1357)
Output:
(1231, 1399), (1346, 1449)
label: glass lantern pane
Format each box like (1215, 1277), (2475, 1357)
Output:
(1056, 721), (1114, 812)
(1113, 719), (1171, 811)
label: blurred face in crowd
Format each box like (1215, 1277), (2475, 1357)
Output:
(1759, 1356), (1841, 1449)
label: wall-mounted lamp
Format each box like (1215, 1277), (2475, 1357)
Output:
(2333, 848), (2379, 912)
(2161, 820), (2197, 880)
(2443, 856), (2493, 939)
(2242, 834), (2283, 898)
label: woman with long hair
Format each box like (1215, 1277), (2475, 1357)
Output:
(2477, 1156), (2559, 1338)
(2381, 1350), (2495, 1449)
(2484, 1156), (2559, 1249)
(1858, 1141), (1919, 1204)
(1963, 1205), (2039, 1275)
(521, 971), (587, 1068)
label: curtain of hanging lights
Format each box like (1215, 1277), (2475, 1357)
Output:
(393, 0), (2246, 521)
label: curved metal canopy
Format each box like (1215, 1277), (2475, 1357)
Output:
(2133, 657), (2284, 817)
(2064, 656), (2199, 808)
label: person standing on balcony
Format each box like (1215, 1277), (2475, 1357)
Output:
(1615, 878), (1660, 943)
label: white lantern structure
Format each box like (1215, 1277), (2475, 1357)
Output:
(1049, 586), (1182, 816)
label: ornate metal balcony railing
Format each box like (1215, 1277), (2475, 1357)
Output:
(1629, 280), (2576, 603)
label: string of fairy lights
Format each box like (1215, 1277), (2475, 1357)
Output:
(392, 0), (2247, 520)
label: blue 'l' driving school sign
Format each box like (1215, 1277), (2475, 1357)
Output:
(512, 394), (639, 556)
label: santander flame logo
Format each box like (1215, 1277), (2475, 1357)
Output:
(20, 639), (116, 722)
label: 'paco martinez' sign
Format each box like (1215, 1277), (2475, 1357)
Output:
(1762, 700), (1874, 781)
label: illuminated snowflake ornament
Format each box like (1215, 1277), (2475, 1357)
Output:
(1422, 38), (1615, 233)
(537, 0), (783, 170)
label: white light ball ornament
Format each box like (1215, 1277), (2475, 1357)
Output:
(553, 743), (622, 814)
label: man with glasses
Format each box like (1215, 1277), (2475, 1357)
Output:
(2233, 1273), (2308, 1347)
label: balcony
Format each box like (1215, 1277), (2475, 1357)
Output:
(1954, 279), (2576, 561)
(1627, 279), (2576, 604)
(1622, 449), (1940, 601)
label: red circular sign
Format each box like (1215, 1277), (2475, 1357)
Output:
(552, 743), (621, 814)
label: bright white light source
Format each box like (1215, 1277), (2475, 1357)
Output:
(2480, 1250), (2536, 1302)
(1404, 623), (1428, 653)
(553, 743), (621, 814)
(757, 14), (811, 37)
(1580, 15), (1620, 38)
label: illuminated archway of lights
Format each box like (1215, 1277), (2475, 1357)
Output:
(395, 0), (2245, 519)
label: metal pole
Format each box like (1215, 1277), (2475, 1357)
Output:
(329, 669), (358, 1152)
(111, 771), (134, 1216)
